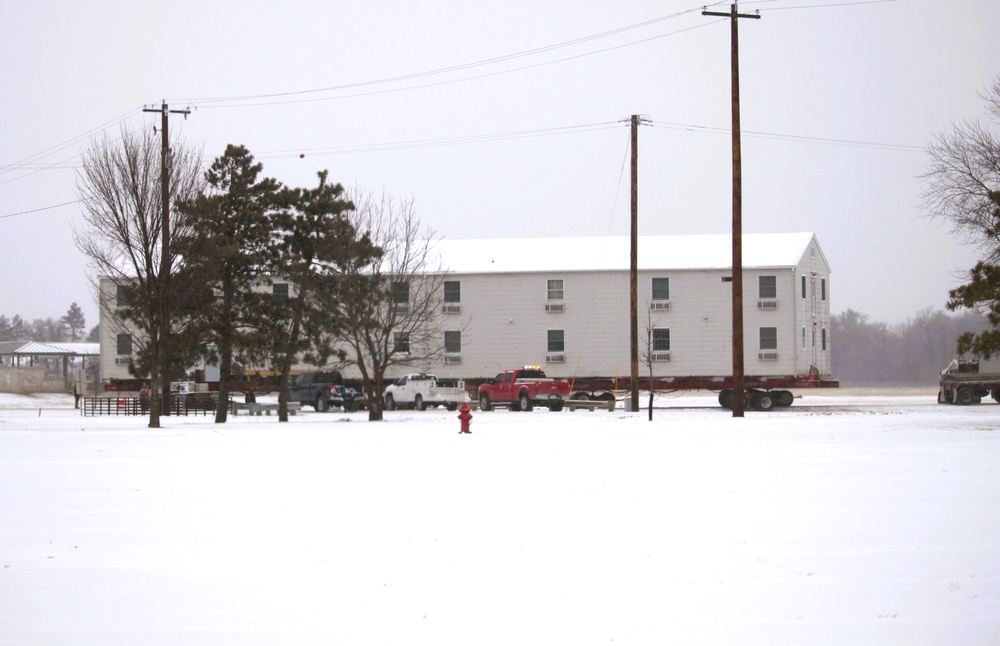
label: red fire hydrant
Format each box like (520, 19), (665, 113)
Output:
(458, 403), (472, 434)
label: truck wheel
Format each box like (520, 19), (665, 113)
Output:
(754, 392), (774, 411)
(479, 393), (492, 412)
(446, 402), (458, 411)
(414, 395), (425, 411)
(993, 390), (1000, 404)
(315, 396), (329, 412)
(385, 394), (396, 411)
(957, 387), (976, 405)
(519, 391), (533, 412)
(718, 389), (733, 409)
(776, 390), (794, 407)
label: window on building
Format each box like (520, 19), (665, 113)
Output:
(547, 279), (564, 301)
(115, 284), (129, 308)
(391, 281), (409, 304)
(444, 330), (461, 354)
(822, 327), (827, 351)
(653, 328), (671, 352)
(547, 329), (565, 352)
(801, 275), (807, 299)
(759, 276), (776, 299)
(393, 331), (410, 354)
(759, 327), (778, 351)
(272, 283), (289, 302)
(821, 278), (827, 302)
(802, 326), (806, 350)
(652, 277), (670, 301)
(443, 281), (461, 303)
(116, 333), (133, 356)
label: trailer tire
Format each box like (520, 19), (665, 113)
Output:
(957, 387), (976, 405)
(718, 389), (733, 409)
(776, 390), (794, 407)
(479, 393), (492, 412)
(754, 392), (774, 411)
(519, 391), (533, 412)
(993, 390), (1000, 404)
(446, 402), (458, 411)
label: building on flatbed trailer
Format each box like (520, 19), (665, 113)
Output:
(98, 233), (835, 400)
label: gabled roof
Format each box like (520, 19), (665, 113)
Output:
(0, 342), (100, 357)
(434, 233), (825, 274)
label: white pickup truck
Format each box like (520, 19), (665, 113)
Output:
(383, 373), (469, 411)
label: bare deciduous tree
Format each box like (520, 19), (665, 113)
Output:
(74, 126), (204, 428)
(336, 188), (451, 421)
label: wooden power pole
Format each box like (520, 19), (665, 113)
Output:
(628, 114), (650, 413)
(142, 102), (190, 420)
(702, 4), (759, 418)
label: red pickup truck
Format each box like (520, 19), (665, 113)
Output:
(477, 366), (570, 412)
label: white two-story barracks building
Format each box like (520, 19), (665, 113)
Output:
(425, 232), (831, 382)
(99, 232), (832, 387)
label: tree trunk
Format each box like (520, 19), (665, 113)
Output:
(215, 344), (231, 423)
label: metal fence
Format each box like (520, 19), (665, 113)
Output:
(82, 393), (220, 417)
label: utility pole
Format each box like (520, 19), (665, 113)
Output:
(142, 102), (191, 420)
(627, 114), (650, 413)
(702, 4), (759, 418)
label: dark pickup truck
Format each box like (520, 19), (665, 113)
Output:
(287, 371), (361, 412)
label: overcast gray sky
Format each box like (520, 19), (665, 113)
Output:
(2, 0), (998, 331)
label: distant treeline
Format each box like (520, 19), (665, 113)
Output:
(0, 304), (98, 344)
(831, 308), (988, 386)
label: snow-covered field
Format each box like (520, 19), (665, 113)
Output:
(2, 388), (999, 645)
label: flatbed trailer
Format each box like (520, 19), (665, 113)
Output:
(562, 374), (839, 411)
(460, 374), (834, 411)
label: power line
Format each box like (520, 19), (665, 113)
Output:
(181, 5), (716, 107)
(650, 121), (924, 151)
(0, 200), (81, 220)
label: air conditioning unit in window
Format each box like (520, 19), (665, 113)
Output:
(757, 300), (778, 310)
(651, 351), (671, 362)
(650, 301), (671, 311)
(758, 351), (779, 361)
(545, 302), (564, 313)
(114, 356), (130, 366)
(545, 353), (565, 363)
(444, 354), (462, 364)
(442, 303), (461, 314)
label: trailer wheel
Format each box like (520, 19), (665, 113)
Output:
(479, 393), (492, 412)
(775, 390), (794, 407)
(754, 392), (774, 411)
(992, 390), (1000, 404)
(446, 402), (458, 411)
(718, 389), (733, 409)
(519, 391), (534, 412)
(956, 387), (976, 405)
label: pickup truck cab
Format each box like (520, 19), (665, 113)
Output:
(287, 371), (361, 412)
(384, 373), (468, 411)
(477, 366), (570, 412)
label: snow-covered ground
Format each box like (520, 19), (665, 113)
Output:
(2, 388), (998, 645)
